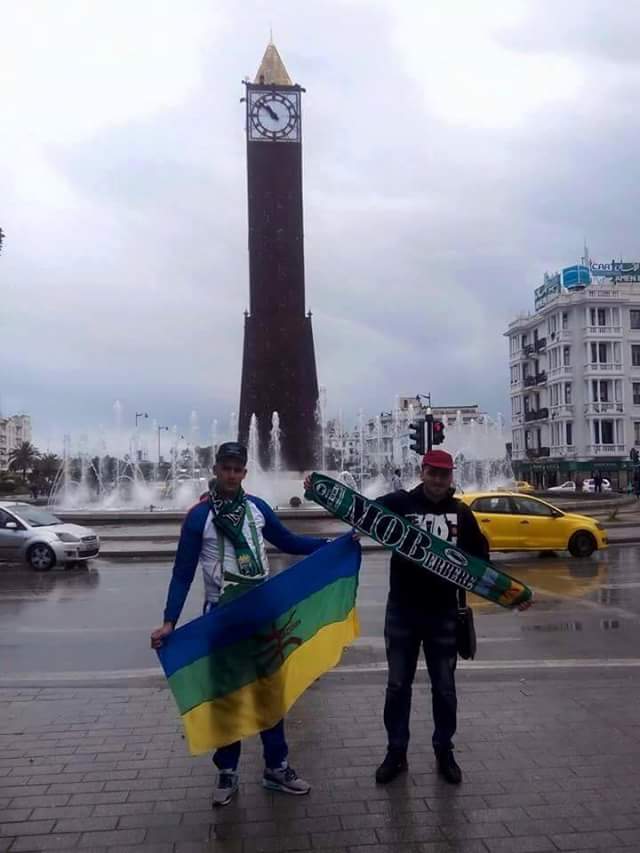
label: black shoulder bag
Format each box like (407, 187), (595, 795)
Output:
(456, 588), (477, 660)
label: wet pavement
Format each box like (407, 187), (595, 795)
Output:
(1, 546), (640, 680)
(3, 548), (640, 852)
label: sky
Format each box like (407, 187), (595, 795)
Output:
(2, 0), (640, 453)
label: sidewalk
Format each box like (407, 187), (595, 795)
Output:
(2, 668), (640, 852)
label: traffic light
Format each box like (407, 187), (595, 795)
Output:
(409, 419), (426, 455)
(432, 419), (446, 446)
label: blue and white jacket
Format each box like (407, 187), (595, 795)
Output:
(163, 495), (328, 625)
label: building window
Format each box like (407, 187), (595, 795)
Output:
(562, 312), (569, 330)
(601, 420), (614, 444)
(632, 345), (640, 367)
(563, 346), (571, 366)
(631, 310), (640, 330)
(634, 423), (640, 446)
(566, 422), (573, 446)
(564, 383), (572, 404)
(634, 383), (640, 405)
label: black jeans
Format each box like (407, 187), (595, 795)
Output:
(383, 599), (458, 755)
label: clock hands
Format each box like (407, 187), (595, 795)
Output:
(260, 103), (279, 122)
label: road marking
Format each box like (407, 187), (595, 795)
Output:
(4, 658), (640, 685)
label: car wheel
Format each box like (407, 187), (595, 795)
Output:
(27, 544), (56, 571)
(568, 531), (596, 559)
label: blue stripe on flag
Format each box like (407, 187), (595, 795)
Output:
(157, 533), (360, 678)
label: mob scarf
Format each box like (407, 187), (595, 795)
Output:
(208, 483), (265, 601)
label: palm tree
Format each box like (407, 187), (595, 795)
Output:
(8, 441), (40, 482)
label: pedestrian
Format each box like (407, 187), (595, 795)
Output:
(594, 471), (603, 493)
(150, 441), (330, 807)
(391, 468), (403, 491)
(373, 449), (489, 786)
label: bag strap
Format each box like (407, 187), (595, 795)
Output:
(457, 588), (467, 608)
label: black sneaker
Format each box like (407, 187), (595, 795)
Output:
(212, 769), (239, 806)
(375, 750), (408, 784)
(436, 750), (462, 785)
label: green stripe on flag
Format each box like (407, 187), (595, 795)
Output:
(168, 574), (357, 714)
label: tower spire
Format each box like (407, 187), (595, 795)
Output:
(254, 41), (293, 86)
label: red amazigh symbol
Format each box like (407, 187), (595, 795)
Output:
(254, 611), (303, 670)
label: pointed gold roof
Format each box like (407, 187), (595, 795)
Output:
(254, 41), (293, 86)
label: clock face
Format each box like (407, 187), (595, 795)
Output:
(248, 90), (300, 142)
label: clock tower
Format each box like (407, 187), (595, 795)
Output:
(238, 42), (319, 471)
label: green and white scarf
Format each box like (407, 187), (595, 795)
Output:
(208, 483), (266, 603)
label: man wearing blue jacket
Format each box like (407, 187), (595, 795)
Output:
(150, 442), (328, 807)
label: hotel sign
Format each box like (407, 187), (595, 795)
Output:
(534, 273), (562, 311)
(590, 261), (640, 280)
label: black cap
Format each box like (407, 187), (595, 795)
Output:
(215, 442), (248, 465)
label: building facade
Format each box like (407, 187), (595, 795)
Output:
(507, 276), (640, 488)
(0, 415), (32, 472)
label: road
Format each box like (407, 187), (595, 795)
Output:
(1, 546), (639, 682)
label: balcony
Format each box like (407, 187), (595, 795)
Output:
(534, 337), (547, 352)
(584, 325), (623, 337)
(548, 365), (573, 379)
(526, 447), (551, 459)
(524, 408), (549, 422)
(523, 376), (537, 387)
(523, 343), (535, 356)
(550, 404), (574, 418)
(584, 402), (624, 415)
(549, 445), (577, 458)
(587, 444), (625, 456)
(583, 362), (623, 374)
(535, 371), (547, 385)
(548, 330), (571, 344)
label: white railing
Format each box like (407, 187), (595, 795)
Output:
(583, 326), (622, 336)
(548, 365), (573, 378)
(583, 362), (623, 373)
(549, 446), (577, 457)
(510, 449), (526, 460)
(548, 330), (571, 343)
(584, 402), (624, 415)
(549, 405), (574, 418)
(587, 444), (625, 455)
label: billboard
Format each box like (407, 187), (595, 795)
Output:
(562, 265), (591, 289)
(590, 261), (640, 279)
(534, 273), (562, 311)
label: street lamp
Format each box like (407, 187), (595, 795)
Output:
(157, 425), (169, 464)
(136, 412), (149, 428)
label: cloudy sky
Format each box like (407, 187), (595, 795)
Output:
(2, 0), (640, 452)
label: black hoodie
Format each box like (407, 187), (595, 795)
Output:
(376, 485), (489, 610)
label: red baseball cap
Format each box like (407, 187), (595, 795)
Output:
(422, 449), (455, 470)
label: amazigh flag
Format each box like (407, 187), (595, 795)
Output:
(157, 535), (361, 755)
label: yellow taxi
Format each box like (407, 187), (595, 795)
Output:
(514, 480), (535, 494)
(458, 491), (608, 558)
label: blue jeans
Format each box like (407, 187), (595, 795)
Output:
(213, 719), (288, 772)
(202, 601), (289, 772)
(383, 599), (458, 754)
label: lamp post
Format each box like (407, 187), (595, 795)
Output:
(135, 412), (149, 428)
(157, 425), (169, 465)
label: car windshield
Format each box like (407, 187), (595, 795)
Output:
(5, 504), (61, 527)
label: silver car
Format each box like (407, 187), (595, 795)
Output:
(0, 502), (100, 570)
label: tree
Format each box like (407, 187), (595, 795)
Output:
(32, 453), (61, 489)
(8, 441), (40, 482)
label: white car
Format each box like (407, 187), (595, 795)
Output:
(0, 502), (100, 570)
(547, 481), (577, 493)
(582, 478), (612, 493)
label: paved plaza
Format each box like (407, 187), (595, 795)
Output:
(2, 544), (640, 851)
(2, 669), (640, 852)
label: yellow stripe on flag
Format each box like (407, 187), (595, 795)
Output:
(181, 609), (360, 755)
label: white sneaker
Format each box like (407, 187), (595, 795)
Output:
(262, 764), (311, 795)
(212, 769), (239, 806)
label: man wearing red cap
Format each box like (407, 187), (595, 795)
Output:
(373, 448), (488, 786)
